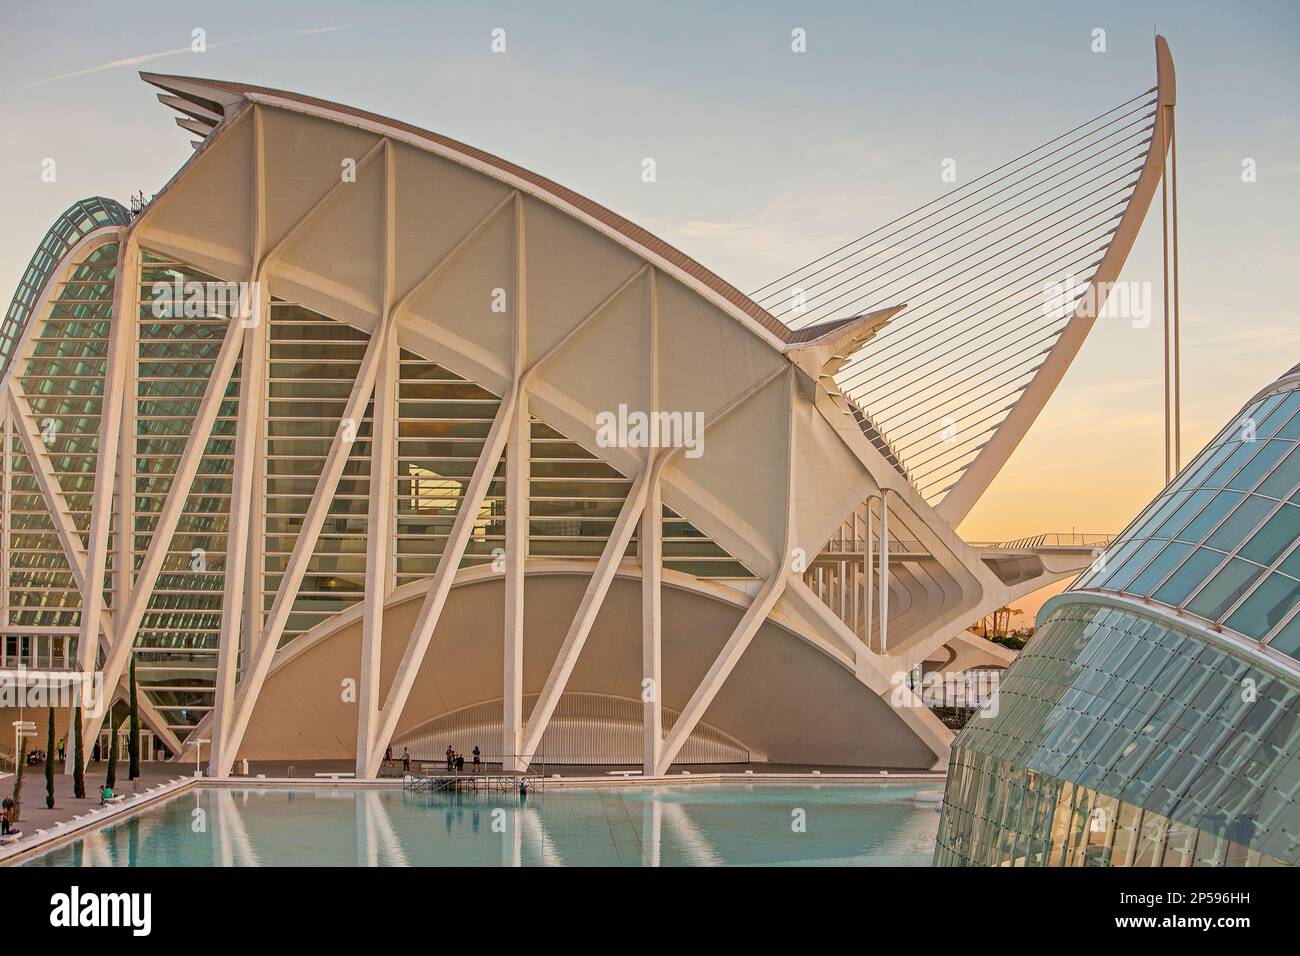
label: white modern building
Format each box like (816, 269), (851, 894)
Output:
(0, 40), (1180, 778)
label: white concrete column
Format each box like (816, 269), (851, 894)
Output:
(879, 489), (890, 654)
(864, 500), (873, 647)
(354, 321), (398, 776)
(641, 475), (662, 775)
(209, 282), (269, 776)
(502, 395), (529, 772)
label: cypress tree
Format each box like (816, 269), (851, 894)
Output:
(44, 708), (55, 809)
(128, 656), (141, 780)
(105, 715), (120, 792)
(11, 740), (27, 822)
(72, 704), (86, 799)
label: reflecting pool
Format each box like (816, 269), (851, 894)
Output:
(27, 782), (940, 866)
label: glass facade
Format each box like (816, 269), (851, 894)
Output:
(1075, 380), (1300, 658)
(132, 252), (241, 734)
(4, 239), (751, 745)
(7, 242), (121, 634)
(0, 197), (129, 382)
(935, 601), (1299, 866)
(936, 370), (1300, 866)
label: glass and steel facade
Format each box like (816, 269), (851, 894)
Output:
(1, 197), (129, 381)
(1073, 374), (1300, 656)
(2, 211), (752, 745)
(935, 369), (1300, 866)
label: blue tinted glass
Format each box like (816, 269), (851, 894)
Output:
(1278, 545), (1300, 579)
(1154, 488), (1215, 539)
(1098, 539), (1166, 591)
(1186, 558), (1265, 620)
(1176, 441), (1237, 493)
(1132, 490), (1190, 539)
(1256, 445), (1300, 499)
(1204, 494), (1275, 551)
(1256, 391), (1300, 437)
(1076, 538), (1141, 589)
(1245, 393), (1286, 433)
(1151, 548), (1226, 607)
(1267, 612), (1300, 659)
(1178, 491), (1243, 543)
(1227, 440), (1290, 491)
(1206, 443), (1260, 487)
(1240, 504), (1300, 567)
(1277, 412), (1300, 441)
(1225, 573), (1300, 640)
(1127, 542), (1194, 596)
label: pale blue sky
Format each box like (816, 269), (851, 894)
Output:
(1, 0), (1297, 541)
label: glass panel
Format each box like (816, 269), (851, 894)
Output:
(1153, 488), (1216, 539)
(1205, 443), (1262, 489)
(1267, 612), (1300, 659)
(1240, 504), (1300, 567)
(1224, 573), (1300, 640)
(1177, 491), (1243, 543)
(1255, 391), (1300, 437)
(1257, 445), (1300, 498)
(1203, 494), (1275, 551)
(1150, 548), (1225, 607)
(1226, 440), (1289, 491)
(1126, 542), (1193, 596)
(1186, 558), (1265, 619)
(1096, 539), (1165, 592)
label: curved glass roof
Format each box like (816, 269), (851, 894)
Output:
(1073, 373), (1300, 659)
(1, 196), (130, 382)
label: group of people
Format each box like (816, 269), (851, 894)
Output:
(22, 738), (107, 766)
(443, 746), (482, 773)
(379, 744), (483, 773)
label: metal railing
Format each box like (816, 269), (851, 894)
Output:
(818, 538), (927, 555)
(971, 533), (1114, 550)
(0, 633), (80, 670)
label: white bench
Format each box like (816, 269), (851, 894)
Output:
(313, 772), (355, 780)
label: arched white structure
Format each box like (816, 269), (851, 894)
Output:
(0, 41), (1175, 779)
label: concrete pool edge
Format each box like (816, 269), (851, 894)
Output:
(3, 770), (946, 866)
(0, 776), (200, 867)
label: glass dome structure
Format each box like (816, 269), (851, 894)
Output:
(935, 365), (1300, 867)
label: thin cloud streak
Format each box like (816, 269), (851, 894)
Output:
(5, 25), (350, 93)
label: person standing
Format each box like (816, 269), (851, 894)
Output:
(472, 745), (481, 772)
(401, 747), (411, 773)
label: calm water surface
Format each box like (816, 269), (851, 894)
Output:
(28, 783), (940, 866)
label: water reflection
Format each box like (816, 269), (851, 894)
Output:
(29, 783), (939, 867)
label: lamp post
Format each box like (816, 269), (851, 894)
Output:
(193, 737), (209, 777)
(12, 720), (36, 764)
